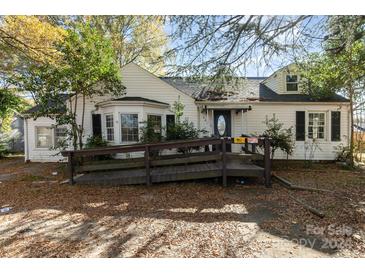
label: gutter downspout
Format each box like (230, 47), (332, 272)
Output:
(24, 117), (29, 162)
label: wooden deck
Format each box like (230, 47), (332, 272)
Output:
(75, 161), (264, 185)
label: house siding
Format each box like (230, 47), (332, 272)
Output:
(198, 102), (350, 159)
(25, 117), (66, 162)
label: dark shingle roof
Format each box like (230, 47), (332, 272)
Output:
(112, 96), (169, 105)
(161, 76), (349, 103)
(259, 84), (349, 102)
(24, 94), (71, 114)
(160, 77), (265, 102)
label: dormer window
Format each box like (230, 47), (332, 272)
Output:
(286, 75), (298, 92)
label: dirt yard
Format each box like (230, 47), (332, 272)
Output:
(0, 157), (364, 257)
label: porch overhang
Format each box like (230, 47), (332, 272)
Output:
(195, 101), (254, 112)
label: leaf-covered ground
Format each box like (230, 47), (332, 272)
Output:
(0, 157), (364, 257)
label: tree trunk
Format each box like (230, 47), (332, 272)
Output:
(78, 93), (86, 150)
(72, 95), (78, 150)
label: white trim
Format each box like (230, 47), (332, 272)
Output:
(195, 100), (350, 106)
(104, 113), (115, 142)
(97, 100), (169, 109)
(120, 112), (139, 144)
(34, 126), (54, 149)
(307, 111), (327, 141)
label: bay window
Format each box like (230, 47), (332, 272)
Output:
(121, 114), (139, 142)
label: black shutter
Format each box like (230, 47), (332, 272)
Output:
(296, 111), (305, 141)
(166, 115), (175, 136)
(92, 114), (102, 138)
(331, 111), (341, 141)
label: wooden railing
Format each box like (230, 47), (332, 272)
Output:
(61, 136), (272, 187)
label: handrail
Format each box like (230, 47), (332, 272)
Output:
(62, 136), (271, 188)
(61, 137), (222, 157)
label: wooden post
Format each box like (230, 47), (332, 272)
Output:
(68, 152), (75, 185)
(145, 145), (151, 186)
(264, 137), (272, 187)
(222, 138), (227, 187)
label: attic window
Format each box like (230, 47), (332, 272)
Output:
(286, 75), (298, 91)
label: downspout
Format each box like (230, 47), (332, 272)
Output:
(24, 117), (29, 162)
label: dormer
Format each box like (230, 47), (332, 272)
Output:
(262, 63), (302, 95)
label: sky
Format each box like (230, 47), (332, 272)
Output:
(164, 16), (326, 77)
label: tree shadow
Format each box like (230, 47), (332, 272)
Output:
(0, 165), (340, 257)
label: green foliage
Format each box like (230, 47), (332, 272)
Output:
(85, 135), (109, 149)
(0, 88), (28, 132)
(88, 16), (168, 75)
(261, 116), (294, 159)
(0, 135), (9, 158)
(167, 120), (206, 154)
(299, 16), (365, 167)
(13, 23), (125, 150)
(139, 120), (163, 144)
(172, 96), (184, 123)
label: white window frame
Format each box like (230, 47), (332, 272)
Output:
(307, 112), (326, 140)
(286, 74), (299, 92)
(35, 126), (53, 149)
(54, 126), (67, 146)
(105, 113), (114, 142)
(120, 113), (139, 143)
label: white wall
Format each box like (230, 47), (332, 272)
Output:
(198, 102), (350, 160)
(70, 63), (198, 144)
(26, 63), (199, 162)
(263, 64), (302, 95)
(24, 117), (66, 162)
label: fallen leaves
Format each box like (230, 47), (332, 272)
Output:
(0, 158), (363, 257)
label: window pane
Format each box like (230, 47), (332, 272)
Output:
(148, 115), (162, 134)
(105, 114), (114, 141)
(55, 127), (67, 145)
(36, 127), (52, 148)
(286, 75), (298, 83)
(308, 113), (325, 139)
(121, 114), (139, 142)
(286, 83), (298, 91)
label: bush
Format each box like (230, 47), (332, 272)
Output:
(0, 134), (10, 158)
(166, 120), (207, 154)
(139, 121), (163, 144)
(261, 116), (294, 159)
(85, 135), (109, 149)
(84, 135), (110, 160)
(335, 144), (351, 162)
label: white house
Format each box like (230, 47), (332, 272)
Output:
(23, 63), (350, 162)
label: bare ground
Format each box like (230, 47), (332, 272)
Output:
(0, 157), (364, 257)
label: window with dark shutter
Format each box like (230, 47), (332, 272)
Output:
(166, 114), (175, 137)
(92, 114), (102, 137)
(296, 111), (305, 141)
(331, 111), (341, 141)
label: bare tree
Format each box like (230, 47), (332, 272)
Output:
(166, 15), (324, 78)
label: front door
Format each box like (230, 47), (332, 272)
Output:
(214, 110), (232, 152)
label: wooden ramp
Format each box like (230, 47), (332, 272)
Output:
(75, 161), (264, 185)
(62, 137), (272, 187)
